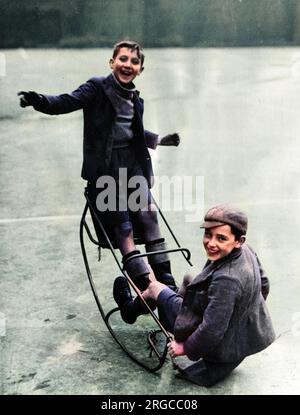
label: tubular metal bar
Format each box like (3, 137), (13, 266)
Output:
(84, 192), (190, 340)
(83, 223), (100, 247)
(151, 196), (193, 266)
(80, 188), (193, 372)
(147, 330), (165, 359)
(81, 196), (173, 338)
(84, 192), (124, 274)
(84, 189), (192, 271)
(122, 248), (191, 268)
(104, 308), (169, 371)
(80, 203), (169, 372)
(122, 269), (173, 341)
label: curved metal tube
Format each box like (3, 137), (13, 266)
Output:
(80, 205), (168, 372)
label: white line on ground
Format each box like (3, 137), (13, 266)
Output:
(0, 215), (81, 224)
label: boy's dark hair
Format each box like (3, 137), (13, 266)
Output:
(230, 225), (244, 241)
(112, 40), (145, 66)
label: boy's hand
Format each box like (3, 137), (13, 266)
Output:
(18, 91), (42, 108)
(159, 133), (180, 147)
(167, 340), (185, 358)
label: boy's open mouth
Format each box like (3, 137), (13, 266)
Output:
(207, 248), (220, 255)
(120, 68), (133, 76)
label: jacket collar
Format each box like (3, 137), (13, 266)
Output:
(102, 73), (141, 112)
(190, 247), (243, 286)
(103, 73), (140, 95)
(111, 73), (136, 97)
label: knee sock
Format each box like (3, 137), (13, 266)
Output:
(122, 250), (151, 291)
(145, 239), (177, 290)
(150, 260), (171, 280)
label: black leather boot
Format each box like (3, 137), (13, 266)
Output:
(113, 276), (156, 324)
(113, 276), (136, 324)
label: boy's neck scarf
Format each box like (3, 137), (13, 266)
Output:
(111, 73), (135, 100)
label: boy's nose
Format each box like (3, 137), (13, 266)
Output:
(207, 238), (216, 248)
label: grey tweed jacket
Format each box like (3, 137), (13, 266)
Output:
(174, 244), (276, 362)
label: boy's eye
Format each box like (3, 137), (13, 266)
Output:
(119, 56), (128, 62)
(218, 235), (227, 242)
(131, 58), (140, 65)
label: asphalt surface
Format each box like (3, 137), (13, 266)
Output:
(1, 47), (300, 395)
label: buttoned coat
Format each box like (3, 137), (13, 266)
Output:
(33, 74), (158, 185)
(174, 244), (276, 363)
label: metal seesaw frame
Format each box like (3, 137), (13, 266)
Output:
(79, 188), (192, 372)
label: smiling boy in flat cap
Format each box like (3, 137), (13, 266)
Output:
(114, 204), (276, 387)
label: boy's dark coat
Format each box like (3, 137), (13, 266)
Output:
(34, 74), (158, 186)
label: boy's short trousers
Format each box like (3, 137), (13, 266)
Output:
(87, 145), (151, 227)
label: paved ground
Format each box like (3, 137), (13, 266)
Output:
(1, 47), (300, 395)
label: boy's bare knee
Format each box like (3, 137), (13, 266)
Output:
(149, 203), (157, 213)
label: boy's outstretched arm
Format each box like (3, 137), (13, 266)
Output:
(17, 78), (99, 115)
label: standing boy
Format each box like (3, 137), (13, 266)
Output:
(18, 40), (179, 295)
(114, 204), (276, 386)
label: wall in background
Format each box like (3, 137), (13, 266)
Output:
(1, 0), (299, 48)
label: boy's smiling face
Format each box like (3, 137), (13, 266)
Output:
(109, 47), (143, 85)
(203, 224), (244, 261)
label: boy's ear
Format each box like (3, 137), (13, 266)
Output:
(136, 66), (144, 77)
(109, 58), (114, 69)
(237, 236), (246, 247)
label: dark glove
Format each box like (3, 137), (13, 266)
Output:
(18, 91), (43, 108)
(159, 133), (180, 147)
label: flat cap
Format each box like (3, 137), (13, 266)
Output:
(200, 204), (248, 234)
